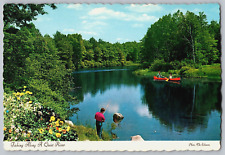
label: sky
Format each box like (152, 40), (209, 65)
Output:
(33, 3), (220, 43)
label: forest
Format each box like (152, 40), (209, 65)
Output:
(140, 10), (221, 71)
(3, 4), (221, 119)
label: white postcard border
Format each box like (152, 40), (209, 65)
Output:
(1, 0), (224, 153)
(3, 141), (221, 151)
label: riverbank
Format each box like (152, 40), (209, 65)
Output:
(78, 60), (140, 69)
(133, 63), (221, 80)
(3, 89), (112, 141)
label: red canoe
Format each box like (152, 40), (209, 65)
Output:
(153, 76), (181, 81)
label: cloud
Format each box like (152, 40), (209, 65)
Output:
(82, 20), (87, 24)
(36, 16), (51, 22)
(136, 105), (152, 118)
(126, 4), (163, 13)
(67, 4), (82, 10)
(192, 8), (202, 13)
(82, 21), (107, 30)
(106, 104), (119, 114)
(116, 38), (130, 43)
(98, 101), (119, 114)
(63, 28), (76, 33)
(78, 31), (98, 36)
(62, 29), (98, 36)
(132, 23), (144, 28)
(87, 7), (158, 22)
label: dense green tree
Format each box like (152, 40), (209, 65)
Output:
(141, 10), (220, 66)
(4, 4), (56, 27)
(3, 24), (36, 89)
(94, 47), (103, 62)
(208, 20), (221, 63)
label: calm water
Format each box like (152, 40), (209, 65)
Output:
(70, 67), (221, 141)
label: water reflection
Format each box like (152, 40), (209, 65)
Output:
(140, 78), (221, 132)
(70, 67), (221, 140)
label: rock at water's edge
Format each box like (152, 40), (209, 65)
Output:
(131, 135), (144, 141)
(65, 120), (74, 126)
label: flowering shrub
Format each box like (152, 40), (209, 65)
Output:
(3, 87), (78, 141)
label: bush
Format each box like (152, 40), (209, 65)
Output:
(3, 88), (78, 141)
(183, 68), (201, 77)
(141, 62), (152, 68)
(180, 66), (193, 76)
(150, 59), (173, 72)
(200, 64), (221, 77)
(169, 60), (182, 70)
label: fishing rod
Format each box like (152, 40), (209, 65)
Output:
(105, 102), (111, 111)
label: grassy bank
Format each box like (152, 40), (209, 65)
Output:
(133, 64), (221, 79)
(124, 61), (141, 67)
(3, 88), (112, 141)
(72, 125), (112, 141)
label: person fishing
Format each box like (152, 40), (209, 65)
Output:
(95, 108), (105, 139)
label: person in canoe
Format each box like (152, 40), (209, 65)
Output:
(157, 71), (164, 78)
(169, 73), (172, 79)
(95, 108), (106, 139)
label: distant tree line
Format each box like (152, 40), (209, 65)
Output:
(53, 31), (141, 69)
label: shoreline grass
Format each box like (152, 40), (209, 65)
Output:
(133, 64), (221, 80)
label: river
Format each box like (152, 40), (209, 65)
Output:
(69, 67), (221, 141)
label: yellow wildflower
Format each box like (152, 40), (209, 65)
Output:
(66, 126), (70, 132)
(27, 134), (30, 137)
(29, 101), (32, 104)
(60, 121), (64, 125)
(20, 93), (25, 96)
(49, 129), (53, 135)
(23, 89), (25, 92)
(29, 92), (33, 95)
(58, 128), (62, 132)
(56, 133), (61, 138)
(50, 116), (55, 122)
(3, 127), (6, 131)
(55, 122), (60, 127)
(39, 128), (44, 134)
(24, 86), (27, 89)
(17, 97), (20, 100)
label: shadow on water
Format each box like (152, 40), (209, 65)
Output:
(71, 67), (140, 102)
(141, 78), (221, 133)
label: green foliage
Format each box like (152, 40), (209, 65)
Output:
(134, 64), (221, 79)
(53, 33), (141, 69)
(4, 24), (73, 119)
(4, 4), (56, 27)
(150, 59), (173, 72)
(141, 10), (220, 66)
(3, 91), (78, 141)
